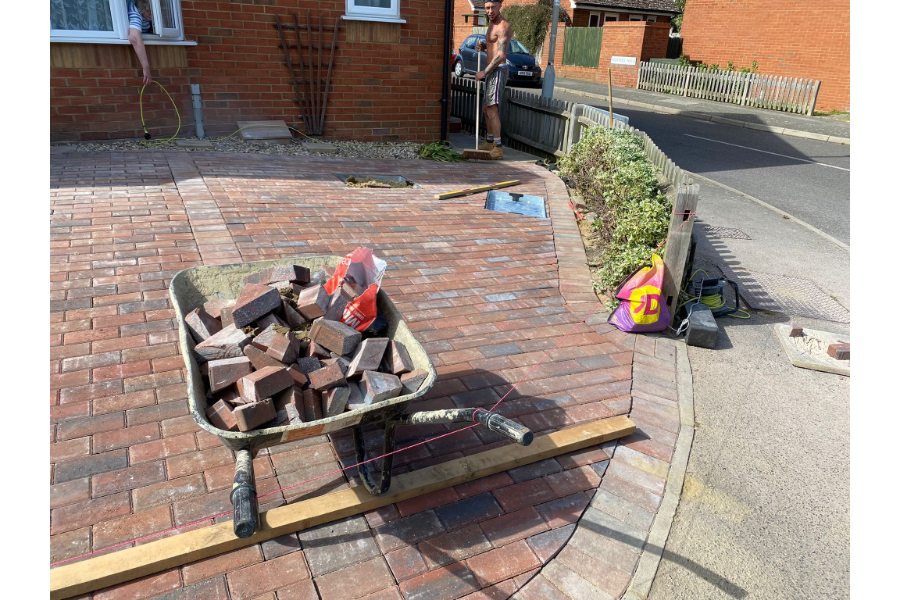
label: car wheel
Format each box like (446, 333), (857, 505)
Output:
(453, 60), (465, 78)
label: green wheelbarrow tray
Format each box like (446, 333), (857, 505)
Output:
(169, 256), (532, 538)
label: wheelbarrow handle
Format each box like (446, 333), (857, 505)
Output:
(404, 408), (533, 446)
(231, 449), (258, 538)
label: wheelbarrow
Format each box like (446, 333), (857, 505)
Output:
(169, 256), (533, 538)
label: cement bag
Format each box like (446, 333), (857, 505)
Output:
(608, 253), (670, 333)
(325, 247), (387, 331)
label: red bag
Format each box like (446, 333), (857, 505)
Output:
(324, 247), (386, 331)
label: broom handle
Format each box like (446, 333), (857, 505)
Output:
(475, 51), (480, 145)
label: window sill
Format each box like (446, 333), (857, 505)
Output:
(51, 37), (197, 46)
(341, 14), (406, 24)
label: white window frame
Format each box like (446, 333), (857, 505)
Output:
(646, 15), (657, 23)
(50, 0), (185, 43)
(629, 14), (644, 22)
(343, 0), (405, 24)
(588, 12), (601, 27)
(604, 13), (620, 22)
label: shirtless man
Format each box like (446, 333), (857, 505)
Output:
(475, 0), (511, 159)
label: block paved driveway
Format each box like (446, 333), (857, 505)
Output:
(50, 150), (680, 600)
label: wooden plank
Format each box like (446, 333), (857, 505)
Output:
(662, 184), (700, 320)
(51, 415), (636, 600)
(436, 180), (521, 200)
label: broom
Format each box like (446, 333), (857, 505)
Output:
(463, 50), (493, 160)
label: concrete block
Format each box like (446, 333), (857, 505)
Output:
(240, 366), (293, 403)
(233, 398), (277, 432)
(347, 338), (389, 379)
(194, 324), (252, 363)
(309, 318), (361, 356)
(232, 283), (282, 328)
(184, 307), (222, 343)
(207, 356), (252, 392)
(360, 371), (402, 404)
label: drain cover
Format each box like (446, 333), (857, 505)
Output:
(717, 265), (850, 323)
(700, 225), (751, 240)
(485, 191), (547, 218)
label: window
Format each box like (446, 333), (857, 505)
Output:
(50, 0), (184, 42)
(604, 13), (619, 22)
(646, 16), (657, 23)
(344, 0), (403, 23)
(629, 14), (644, 22)
(588, 13), (601, 27)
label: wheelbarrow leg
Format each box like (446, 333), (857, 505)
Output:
(353, 422), (397, 496)
(231, 449), (258, 538)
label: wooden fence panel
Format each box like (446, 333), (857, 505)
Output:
(563, 27), (602, 68)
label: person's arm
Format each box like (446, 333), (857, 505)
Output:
(481, 26), (510, 76)
(128, 27), (152, 85)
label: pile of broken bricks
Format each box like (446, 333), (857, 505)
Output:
(183, 264), (429, 433)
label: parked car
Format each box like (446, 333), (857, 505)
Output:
(452, 34), (542, 87)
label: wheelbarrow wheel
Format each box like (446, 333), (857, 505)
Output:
(353, 422), (398, 496)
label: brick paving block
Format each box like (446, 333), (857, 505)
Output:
(536, 490), (593, 528)
(492, 478), (555, 513)
(207, 356), (252, 392)
(184, 306), (222, 343)
(419, 523), (493, 568)
(541, 559), (610, 600)
(232, 283), (282, 328)
(243, 344), (284, 371)
(266, 330), (301, 363)
(384, 545), (429, 582)
(194, 324), (252, 363)
(309, 318), (361, 355)
(282, 364), (308, 387)
(397, 487), (460, 518)
(398, 560), (479, 600)
(527, 522), (576, 563)
(459, 578), (519, 600)
(250, 324), (281, 351)
(347, 337), (389, 378)
(544, 464), (603, 498)
(374, 510), (446, 553)
(382, 340), (414, 375)
(92, 422), (161, 453)
(556, 446), (610, 470)
(158, 576), (231, 600)
(226, 551), (310, 599)
(323, 355), (351, 375)
(248, 264), (310, 286)
(454, 473), (514, 499)
(364, 504), (400, 528)
(400, 369), (429, 395)
(240, 366), (293, 403)
(91, 461), (166, 497)
(296, 285), (329, 320)
(275, 386), (305, 424)
(233, 398), (277, 432)
(54, 449), (128, 484)
(92, 504), (173, 549)
(315, 556), (395, 600)
(480, 506), (548, 548)
(361, 370), (402, 403)
(323, 385), (351, 417)
(301, 388), (323, 422)
(296, 356), (323, 375)
(604, 459), (665, 496)
(514, 573), (567, 600)
(508, 458), (563, 483)
(828, 342), (850, 360)
(465, 539), (540, 588)
(50, 526), (91, 565)
(128, 432), (197, 464)
(51, 477), (90, 509)
(220, 304), (235, 327)
(434, 492), (503, 530)
(308, 361), (347, 392)
(282, 298), (307, 328)
(131, 473), (206, 511)
(306, 340), (331, 358)
(50, 492), (131, 535)
(203, 298), (233, 320)
(324, 285), (355, 322)
(261, 533), (301, 560)
(275, 579), (318, 600)
(590, 488), (656, 531)
(297, 515), (381, 577)
(92, 569), (182, 600)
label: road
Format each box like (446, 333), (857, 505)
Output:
(549, 90), (852, 245)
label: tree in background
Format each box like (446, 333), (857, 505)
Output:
(502, 0), (570, 56)
(673, 0), (686, 32)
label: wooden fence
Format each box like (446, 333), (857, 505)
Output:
(562, 27), (602, 68)
(637, 61), (821, 115)
(450, 75), (699, 318)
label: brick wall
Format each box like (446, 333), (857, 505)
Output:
(681, 0), (849, 111)
(51, 0), (447, 142)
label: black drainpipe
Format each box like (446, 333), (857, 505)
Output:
(440, 0), (452, 141)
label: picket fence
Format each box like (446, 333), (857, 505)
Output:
(637, 61), (821, 115)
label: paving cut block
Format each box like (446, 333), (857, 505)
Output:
(296, 285), (330, 320)
(275, 386), (305, 424)
(207, 356), (252, 392)
(308, 362), (347, 391)
(206, 399), (238, 431)
(827, 342), (850, 360)
(254, 312), (288, 330)
(306, 340), (331, 358)
(282, 299), (307, 328)
(324, 284), (358, 322)
(302, 388), (323, 421)
(382, 340), (413, 375)
(360, 371), (402, 404)
(194, 324), (252, 363)
(346, 381), (365, 410)
(267, 330), (302, 364)
(202, 299), (234, 320)
(232, 283), (282, 328)
(400, 369), (429, 395)
(250, 325), (280, 352)
(323, 385), (351, 417)
(285, 365), (309, 388)
(215, 387), (246, 406)
(240, 366), (293, 403)
(220, 305), (235, 327)
(322, 356), (350, 375)
(309, 319), (361, 356)
(233, 398), (277, 432)
(243, 344), (285, 371)
(184, 307), (222, 343)
(347, 338), (389, 379)
(297, 356), (323, 375)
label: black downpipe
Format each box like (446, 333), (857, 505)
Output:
(440, 0), (452, 141)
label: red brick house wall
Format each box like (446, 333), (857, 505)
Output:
(51, 0), (446, 142)
(681, 0), (849, 111)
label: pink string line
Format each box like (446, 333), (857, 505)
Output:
(51, 385), (517, 568)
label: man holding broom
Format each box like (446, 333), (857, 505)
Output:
(475, 0), (511, 159)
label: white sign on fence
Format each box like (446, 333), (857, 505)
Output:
(611, 56), (637, 66)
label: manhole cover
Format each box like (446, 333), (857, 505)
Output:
(484, 191), (547, 218)
(700, 225), (751, 240)
(335, 174), (416, 188)
(717, 265), (850, 323)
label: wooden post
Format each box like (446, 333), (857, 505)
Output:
(607, 67), (614, 127)
(662, 183), (700, 322)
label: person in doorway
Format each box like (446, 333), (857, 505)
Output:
(127, 0), (153, 85)
(475, 0), (511, 159)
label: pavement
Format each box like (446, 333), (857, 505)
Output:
(49, 85), (849, 599)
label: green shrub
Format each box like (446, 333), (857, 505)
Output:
(558, 127), (671, 292)
(502, 1), (569, 56)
